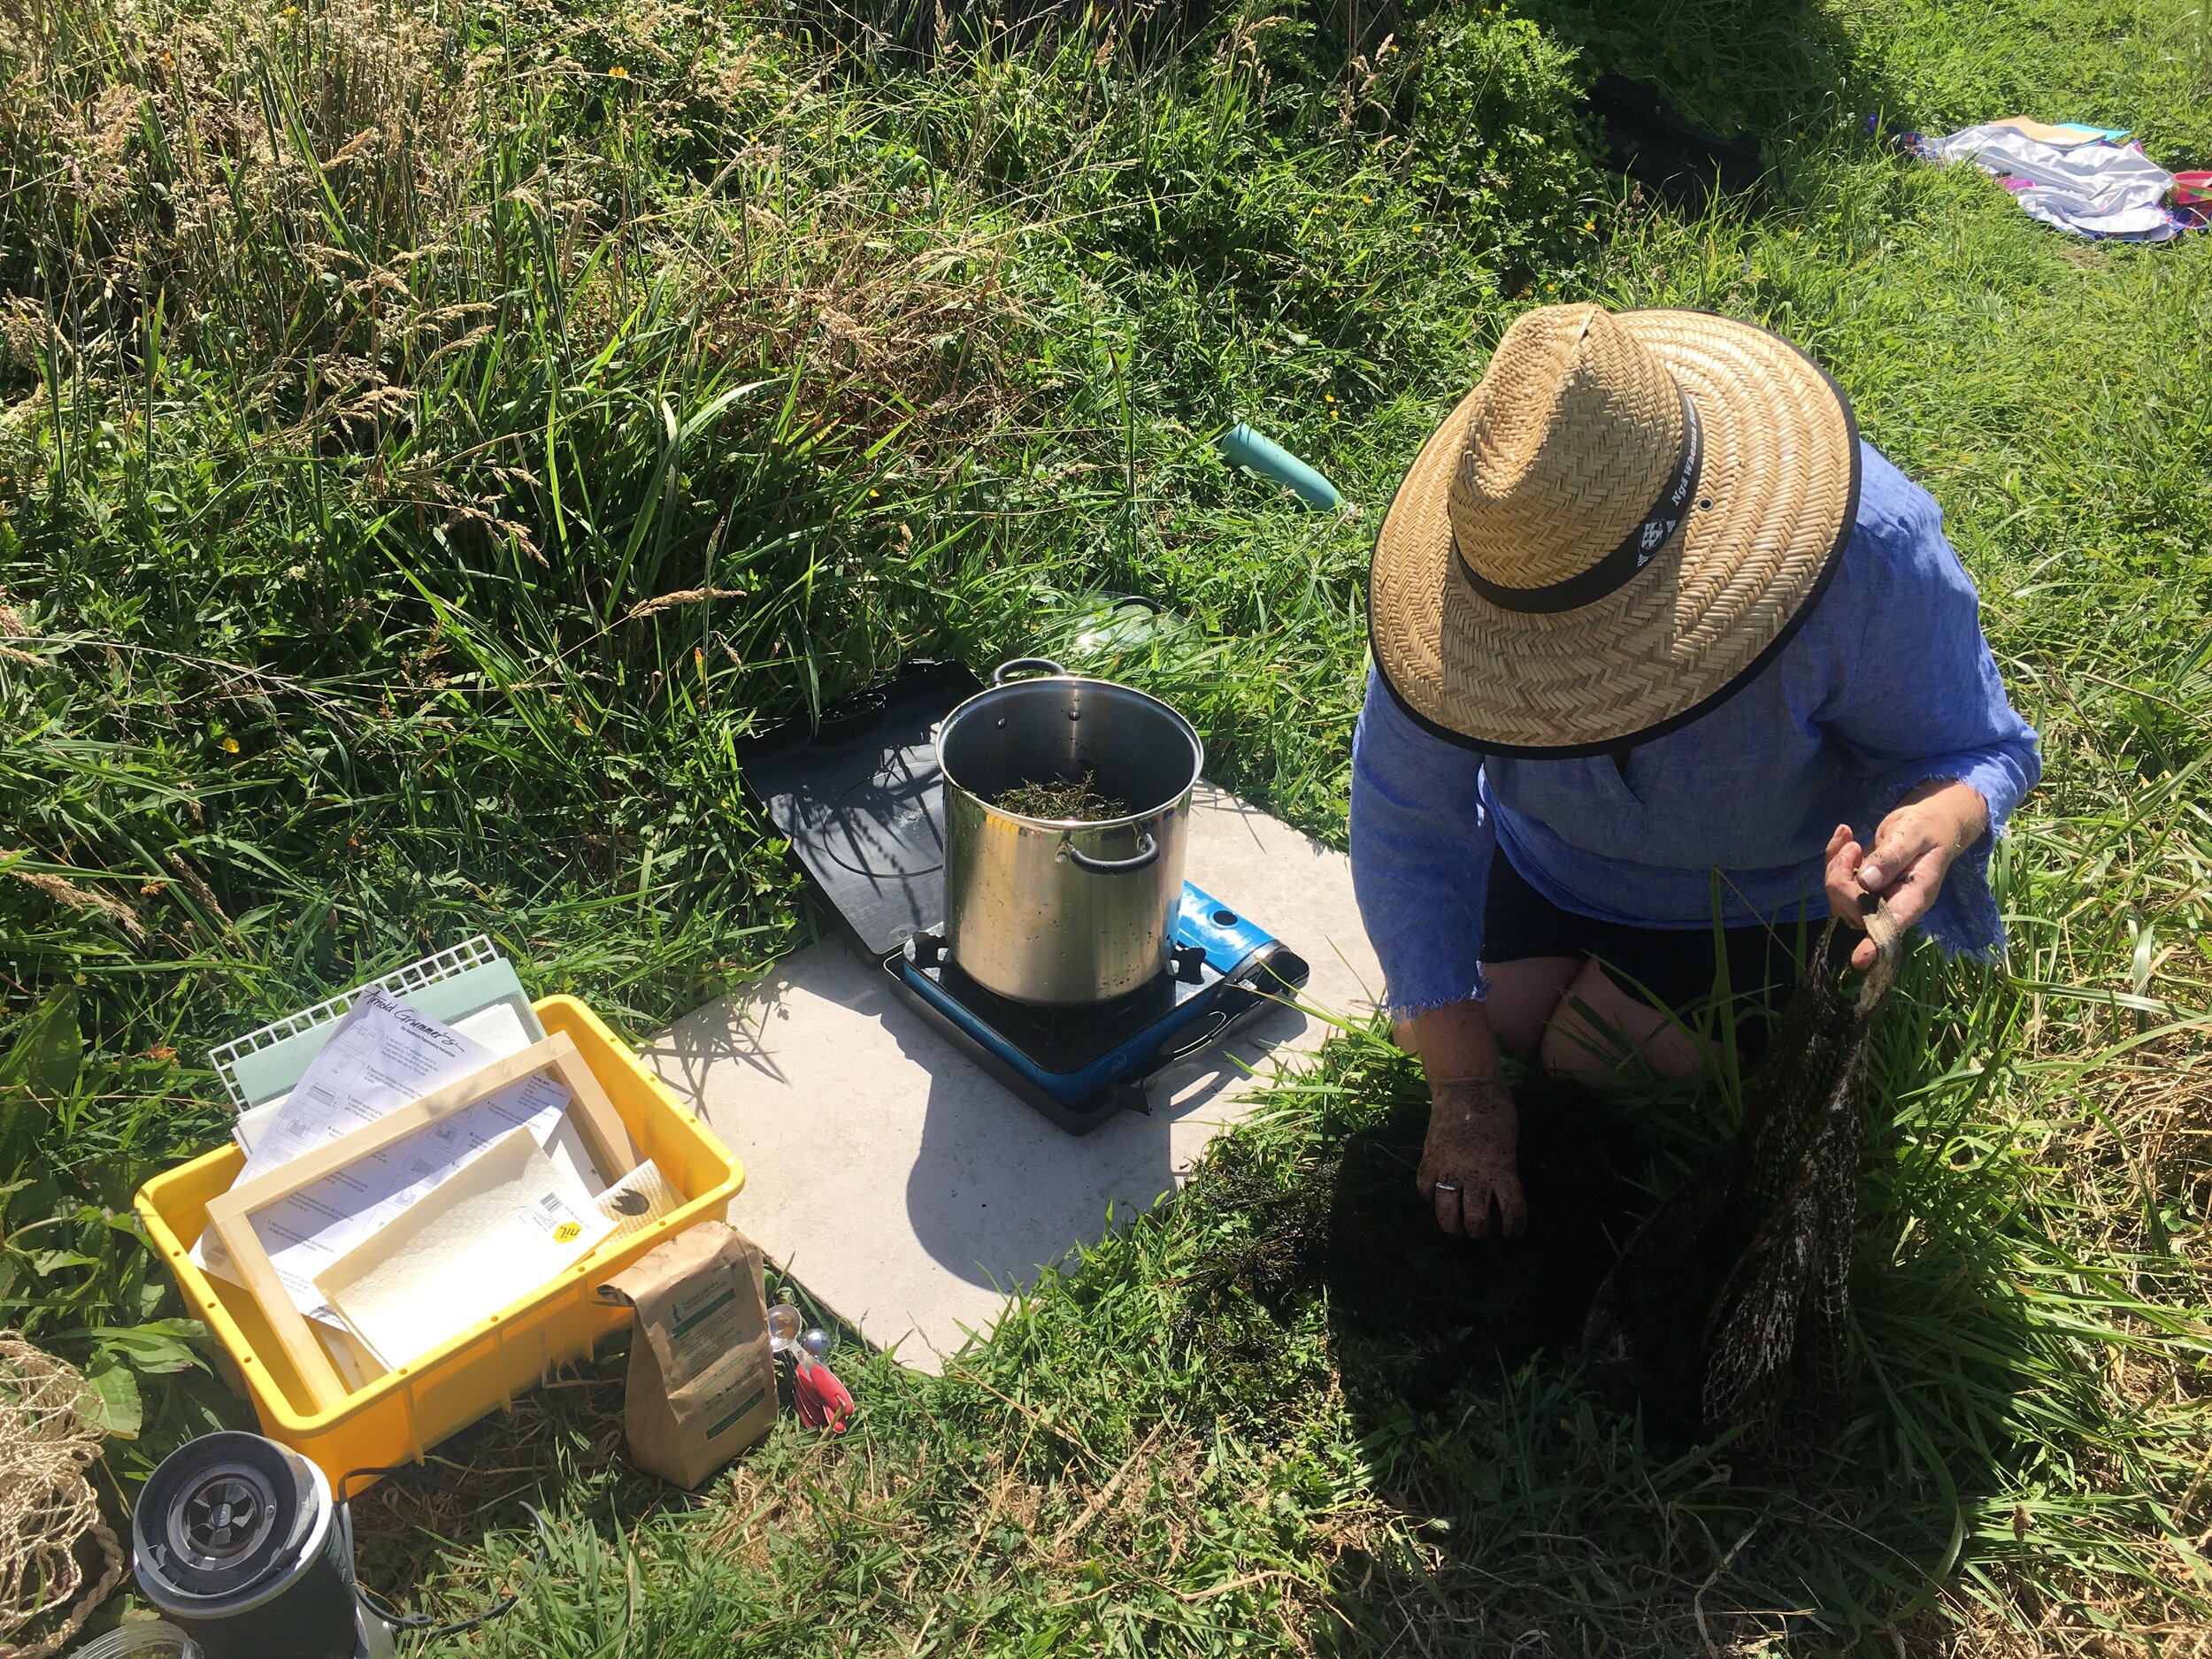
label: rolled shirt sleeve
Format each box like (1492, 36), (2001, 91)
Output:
(1817, 473), (2041, 957)
(1349, 666), (1494, 1018)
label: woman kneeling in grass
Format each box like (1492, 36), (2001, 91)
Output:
(1350, 303), (2040, 1240)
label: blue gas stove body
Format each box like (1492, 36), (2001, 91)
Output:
(887, 880), (1308, 1133)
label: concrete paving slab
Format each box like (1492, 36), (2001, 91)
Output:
(641, 784), (1379, 1371)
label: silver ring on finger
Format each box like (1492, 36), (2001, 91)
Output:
(1433, 1182), (1459, 1194)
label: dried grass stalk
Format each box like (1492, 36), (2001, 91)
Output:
(993, 772), (1126, 821)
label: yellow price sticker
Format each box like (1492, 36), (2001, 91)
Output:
(553, 1221), (582, 1244)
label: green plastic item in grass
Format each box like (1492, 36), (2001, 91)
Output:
(1217, 423), (1342, 511)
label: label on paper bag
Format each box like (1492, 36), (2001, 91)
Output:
(598, 1223), (776, 1488)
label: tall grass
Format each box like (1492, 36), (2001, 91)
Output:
(0, 0), (1596, 1481)
(4, 0), (2209, 1647)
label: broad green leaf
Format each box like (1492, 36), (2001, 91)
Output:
(82, 1358), (142, 1439)
(27, 1249), (100, 1274)
(91, 1320), (206, 1374)
(0, 987), (81, 1097)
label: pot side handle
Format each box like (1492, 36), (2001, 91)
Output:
(993, 657), (1068, 684)
(1061, 833), (1160, 875)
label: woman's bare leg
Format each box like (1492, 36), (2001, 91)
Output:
(1538, 957), (1706, 1083)
(1479, 956), (1582, 1059)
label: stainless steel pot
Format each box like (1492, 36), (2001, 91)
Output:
(937, 659), (1202, 1005)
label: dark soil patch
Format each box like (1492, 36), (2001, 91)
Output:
(1179, 1075), (1660, 1420)
(1319, 1077), (1655, 1417)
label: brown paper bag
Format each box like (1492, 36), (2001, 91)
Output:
(597, 1222), (777, 1487)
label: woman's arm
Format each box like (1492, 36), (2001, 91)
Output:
(1817, 465), (2041, 964)
(1823, 779), (1989, 970)
(1350, 671), (1525, 1237)
(1400, 1000), (1525, 1236)
(1348, 667), (1493, 1019)
(1398, 997), (1505, 1085)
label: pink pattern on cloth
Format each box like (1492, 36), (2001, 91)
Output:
(2173, 173), (2212, 231)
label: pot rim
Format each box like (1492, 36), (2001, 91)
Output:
(936, 671), (1204, 831)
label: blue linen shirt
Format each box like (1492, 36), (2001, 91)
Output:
(1348, 442), (2041, 1018)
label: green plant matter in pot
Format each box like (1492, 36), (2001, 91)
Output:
(991, 772), (1128, 822)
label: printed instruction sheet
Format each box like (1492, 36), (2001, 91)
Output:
(240, 987), (491, 1180)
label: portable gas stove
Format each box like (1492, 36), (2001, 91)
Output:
(738, 660), (1309, 1133)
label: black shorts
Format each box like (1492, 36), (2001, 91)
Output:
(1483, 849), (1804, 1037)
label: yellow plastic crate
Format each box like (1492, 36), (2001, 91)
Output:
(134, 995), (743, 1490)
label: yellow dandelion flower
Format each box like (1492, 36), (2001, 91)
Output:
(609, 64), (629, 78)
(220, 735), (240, 754)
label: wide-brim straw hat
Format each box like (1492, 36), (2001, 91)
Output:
(1369, 303), (1861, 757)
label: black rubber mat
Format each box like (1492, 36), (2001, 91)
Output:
(736, 660), (984, 957)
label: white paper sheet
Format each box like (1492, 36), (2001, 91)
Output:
(594, 1159), (684, 1242)
(232, 1000), (537, 1158)
(200, 1073), (576, 1325)
(240, 986), (492, 1180)
(316, 1127), (615, 1370)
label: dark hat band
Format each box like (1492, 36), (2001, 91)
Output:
(1455, 388), (1703, 615)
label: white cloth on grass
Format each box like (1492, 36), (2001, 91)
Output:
(1929, 122), (2178, 241)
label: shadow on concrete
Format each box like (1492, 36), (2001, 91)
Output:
(888, 979), (1323, 1298)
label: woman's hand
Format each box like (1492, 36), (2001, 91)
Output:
(1824, 780), (1989, 970)
(1417, 1074), (1527, 1239)
(1398, 999), (1525, 1239)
